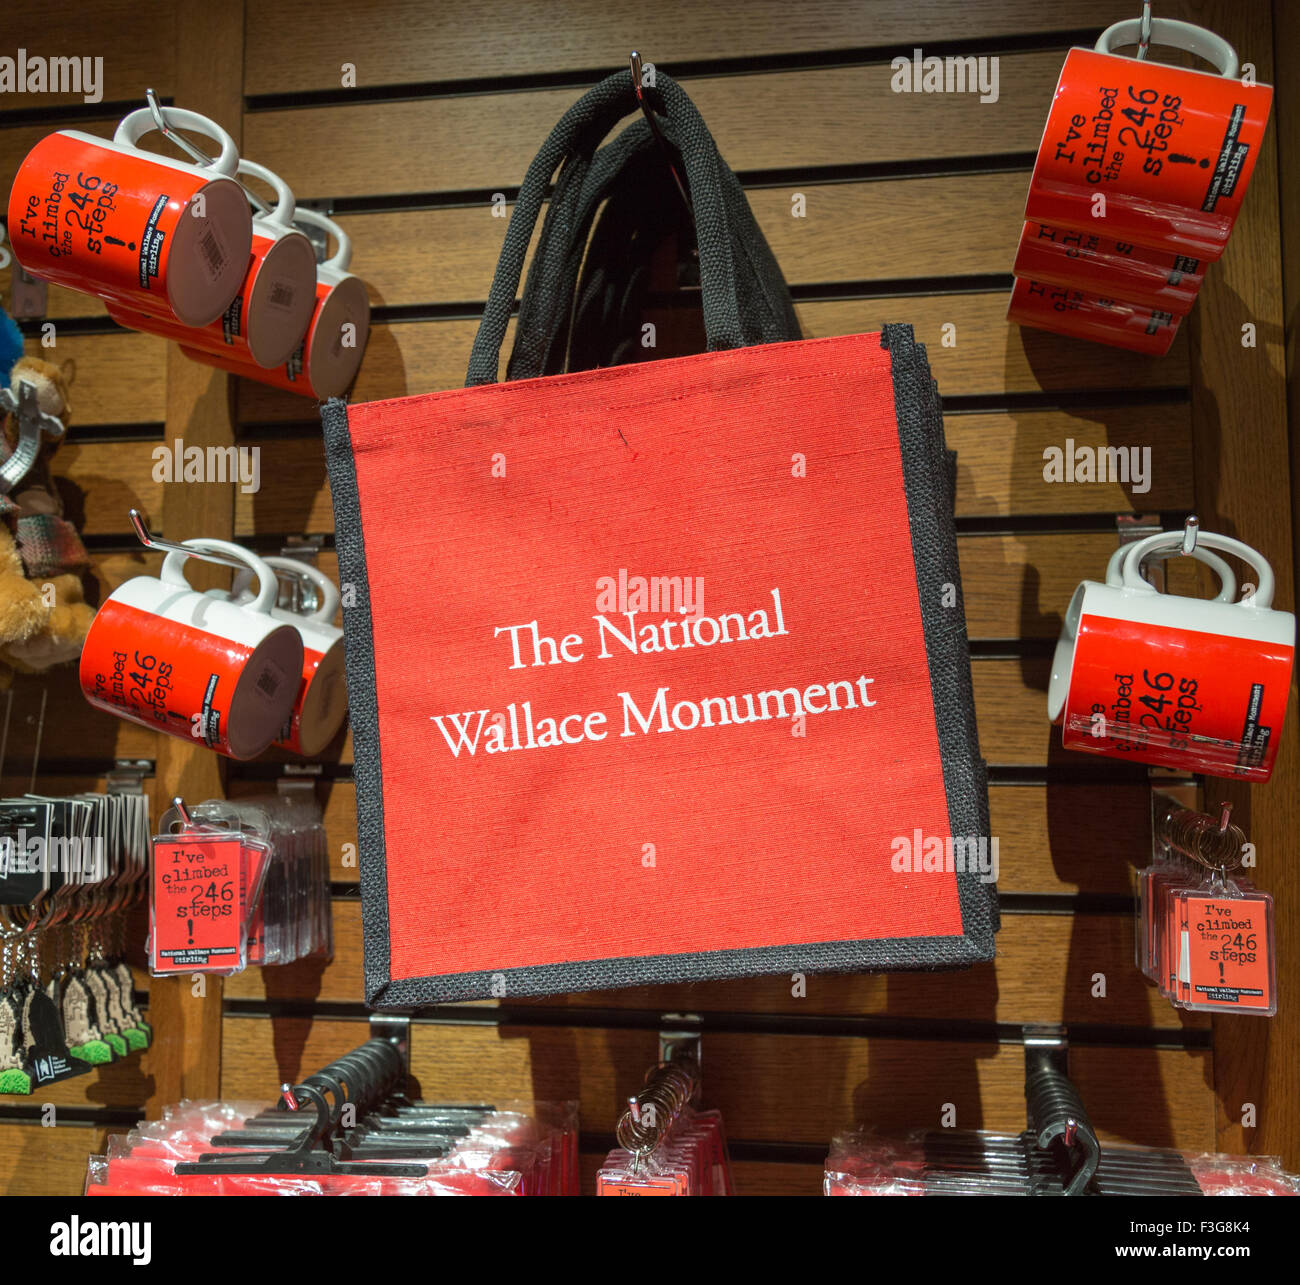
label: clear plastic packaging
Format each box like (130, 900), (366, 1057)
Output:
(1138, 806), (1276, 1016)
(148, 793), (332, 977)
(83, 1096), (577, 1196)
(596, 1105), (733, 1195)
(825, 1128), (1299, 1196)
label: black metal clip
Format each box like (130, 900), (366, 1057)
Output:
(1023, 1028), (1100, 1196)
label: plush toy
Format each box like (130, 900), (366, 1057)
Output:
(0, 354), (95, 675)
(2, 571), (95, 672)
(0, 521), (46, 644)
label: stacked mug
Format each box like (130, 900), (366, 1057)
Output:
(7, 105), (370, 398)
(1047, 527), (1295, 782)
(79, 540), (348, 761)
(1009, 16), (1273, 355)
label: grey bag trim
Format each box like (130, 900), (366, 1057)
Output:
(881, 324), (998, 943)
(321, 395), (392, 1003)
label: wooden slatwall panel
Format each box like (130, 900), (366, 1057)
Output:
(0, 1125), (135, 1197)
(224, 0), (1208, 1195)
(3, 0), (1292, 1194)
(0, 0), (237, 1191)
(1183, 0), (1298, 1165)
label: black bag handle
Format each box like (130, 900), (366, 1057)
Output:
(559, 137), (691, 377)
(506, 119), (662, 381)
(466, 69), (799, 386)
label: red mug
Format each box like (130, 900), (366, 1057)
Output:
(108, 160), (318, 368)
(79, 539), (303, 760)
(7, 107), (253, 327)
(1025, 20), (1273, 260)
(1013, 221), (1203, 315)
(1007, 275), (1180, 355)
(227, 556), (348, 756)
(1048, 530), (1295, 781)
(179, 207), (370, 398)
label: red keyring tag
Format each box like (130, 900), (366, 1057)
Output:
(149, 832), (246, 975)
(1174, 886), (1275, 1015)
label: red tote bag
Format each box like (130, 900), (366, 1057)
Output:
(322, 71), (997, 1006)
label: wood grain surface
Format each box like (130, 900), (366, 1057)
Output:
(138, 1), (249, 1124)
(242, 0), (1139, 94)
(44, 404), (1191, 535)
(218, 1015), (1216, 1151)
(12, 299), (1185, 435)
(223, 899), (1206, 1032)
(1179, 1), (1299, 1169)
(0, 1124), (132, 1197)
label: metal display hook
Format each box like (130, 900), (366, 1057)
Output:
(1137, 1), (1153, 60)
(145, 89), (213, 168)
(629, 51), (693, 218)
(128, 508), (253, 574)
(1022, 1028), (1101, 1196)
(171, 796), (195, 829)
(143, 89), (273, 217)
(616, 1026), (703, 1174)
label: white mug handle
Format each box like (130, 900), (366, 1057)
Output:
(159, 538), (281, 614)
(1105, 541), (1237, 604)
(1095, 17), (1239, 80)
(238, 159), (297, 229)
(231, 556), (341, 623)
(113, 106), (241, 178)
(291, 206), (352, 271)
(1118, 530), (1274, 608)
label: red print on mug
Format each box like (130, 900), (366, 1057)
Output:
(108, 159), (318, 369)
(7, 107), (253, 326)
(1013, 221), (1203, 315)
(1007, 276), (1180, 355)
(1048, 530), (1295, 781)
(80, 539), (303, 760)
(226, 556), (348, 756)
(1026, 21), (1273, 260)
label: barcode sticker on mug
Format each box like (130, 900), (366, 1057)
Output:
(198, 224), (226, 283)
(255, 659), (290, 703)
(268, 281), (295, 309)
